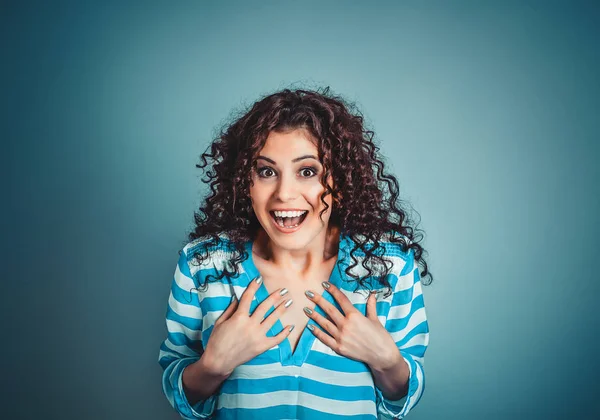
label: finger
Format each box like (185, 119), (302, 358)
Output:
(238, 275), (263, 314)
(261, 297), (293, 331)
(215, 295), (238, 326)
(307, 323), (339, 354)
(366, 291), (379, 321)
(304, 306), (339, 339)
(305, 289), (345, 326)
(268, 323), (295, 348)
(252, 288), (290, 321)
(321, 282), (357, 316)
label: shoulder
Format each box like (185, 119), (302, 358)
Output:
(379, 231), (416, 278)
(342, 230), (415, 278)
(380, 230), (414, 259)
(180, 233), (239, 275)
(345, 231), (413, 259)
(182, 232), (235, 255)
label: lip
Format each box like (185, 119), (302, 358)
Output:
(270, 208), (309, 212)
(269, 210), (308, 234)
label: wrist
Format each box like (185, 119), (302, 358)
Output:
(199, 349), (233, 378)
(368, 347), (403, 373)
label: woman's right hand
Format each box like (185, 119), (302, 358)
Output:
(201, 276), (294, 377)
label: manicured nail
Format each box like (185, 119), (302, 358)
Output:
(289, 325), (295, 332)
(305, 290), (315, 298)
(284, 299), (293, 308)
(322, 281), (330, 289)
(255, 276), (262, 285)
(307, 324), (315, 331)
(303, 307), (313, 316)
(231, 295), (237, 302)
(280, 288), (289, 296)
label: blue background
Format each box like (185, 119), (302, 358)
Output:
(2, 1), (599, 419)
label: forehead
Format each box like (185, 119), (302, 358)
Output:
(259, 129), (318, 159)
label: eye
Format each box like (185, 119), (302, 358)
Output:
(300, 167), (317, 178)
(257, 167), (276, 178)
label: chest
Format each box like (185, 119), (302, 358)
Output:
(255, 266), (334, 353)
(274, 285), (320, 352)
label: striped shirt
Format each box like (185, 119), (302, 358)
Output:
(158, 232), (429, 419)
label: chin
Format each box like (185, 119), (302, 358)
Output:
(270, 222), (329, 247)
(256, 208), (331, 246)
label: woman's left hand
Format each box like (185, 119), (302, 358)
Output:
(304, 282), (401, 371)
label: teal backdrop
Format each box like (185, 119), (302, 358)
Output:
(2, 1), (599, 419)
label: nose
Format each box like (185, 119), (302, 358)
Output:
(274, 173), (299, 202)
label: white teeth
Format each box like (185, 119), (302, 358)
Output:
(273, 210), (307, 218)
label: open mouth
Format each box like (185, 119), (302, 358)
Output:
(269, 210), (309, 229)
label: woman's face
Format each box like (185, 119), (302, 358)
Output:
(249, 128), (334, 251)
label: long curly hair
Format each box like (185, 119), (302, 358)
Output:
(187, 87), (432, 297)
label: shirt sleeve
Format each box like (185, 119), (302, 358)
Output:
(158, 248), (218, 419)
(375, 248), (429, 419)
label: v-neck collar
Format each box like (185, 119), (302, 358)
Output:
(240, 233), (351, 367)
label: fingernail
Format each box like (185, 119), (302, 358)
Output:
(322, 281), (330, 289)
(289, 325), (295, 332)
(305, 290), (315, 298)
(231, 295), (237, 302)
(284, 299), (293, 308)
(255, 276), (262, 285)
(307, 324), (315, 331)
(303, 307), (313, 315)
(280, 288), (289, 296)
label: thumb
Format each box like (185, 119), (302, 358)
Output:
(366, 291), (378, 321)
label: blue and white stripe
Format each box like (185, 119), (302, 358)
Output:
(159, 233), (429, 419)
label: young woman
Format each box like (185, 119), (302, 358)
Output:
(158, 88), (432, 419)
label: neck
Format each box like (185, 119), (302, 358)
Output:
(253, 225), (341, 277)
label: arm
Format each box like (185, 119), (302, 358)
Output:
(374, 248), (430, 419)
(182, 352), (231, 406)
(158, 248), (224, 419)
(369, 348), (410, 401)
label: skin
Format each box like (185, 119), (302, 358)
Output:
(199, 276), (293, 377)
(184, 128), (410, 404)
(305, 282), (410, 400)
(248, 128), (338, 275)
(247, 128), (340, 353)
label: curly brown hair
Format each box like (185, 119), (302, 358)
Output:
(186, 87), (432, 297)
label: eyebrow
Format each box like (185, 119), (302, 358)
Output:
(256, 155), (319, 164)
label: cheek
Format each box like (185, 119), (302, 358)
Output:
(306, 184), (332, 209)
(249, 189), (262, 211)
(249, 184), (277, 215)
(249, 182), (267, 202)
